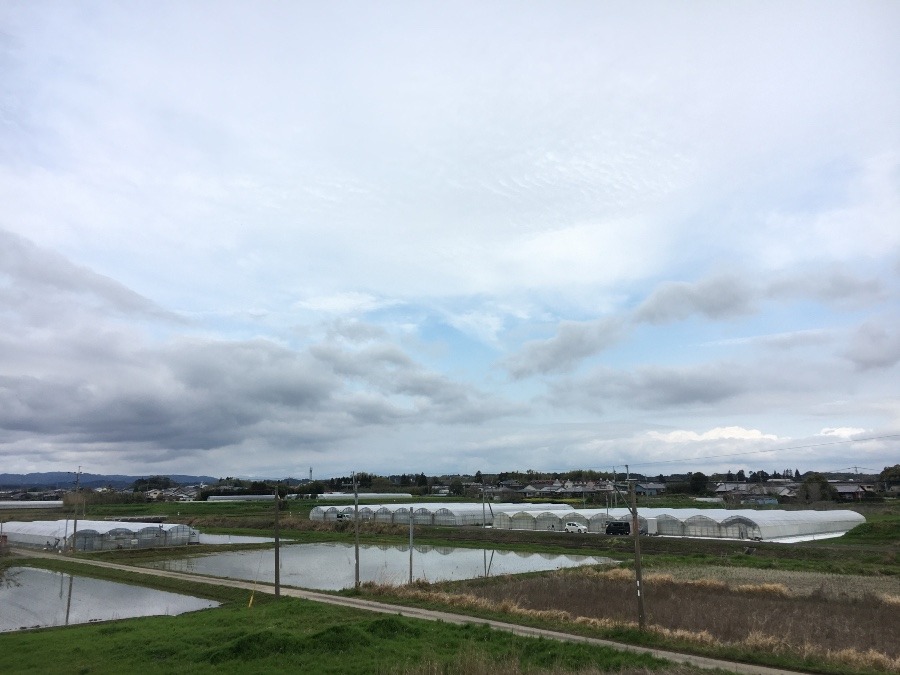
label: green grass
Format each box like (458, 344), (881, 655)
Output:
(352, 573), (899, 675)
(4, 498), (897, 673)
(52, 498), (898, 577)
(0, 581), (690, 675)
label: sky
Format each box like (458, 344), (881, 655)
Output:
(1, 1), (899, 481)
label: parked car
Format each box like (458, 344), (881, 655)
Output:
(336, 513), (353, 520)
(605, 521), (630, 535)
(564, 521), (587, 533)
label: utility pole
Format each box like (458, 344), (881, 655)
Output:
(353, 472), (360, 591)
(629, 478), (646, 630)
(70, 467), (81, 554)
(611, 464), (646, 631)
(274, 484), (280, 598)
(409, 505), (414, 584)
(481, 474), (487, 528)
(611, 467), (617, 508)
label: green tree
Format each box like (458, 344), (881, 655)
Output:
(689, 472), (709, 494)
(797, 473), (837, 502)
(131, 475), (174, 492)
(448, 477), (464, 496)
(878, 464), (900, 491)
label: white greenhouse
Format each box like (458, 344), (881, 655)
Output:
(309, 502), (573, 526)
(491, 508), (865, 541)
(1, 520), (199, 551)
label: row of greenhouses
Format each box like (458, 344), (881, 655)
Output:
(309, 503), (865, 540)
(309, 502), (572, 526)
(491, 507), (865, 540)
(0, 520), (199, 551)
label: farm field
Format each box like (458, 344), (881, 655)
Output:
(2, 498), (897, 674)
(0, 583), (702, 675)
(361, 565), (898, 674)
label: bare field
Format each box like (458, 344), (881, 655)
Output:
(366, 565), (900, 673)
(645, 564), (900, 600)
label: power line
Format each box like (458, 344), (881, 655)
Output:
(825, 467), (879, 474)
(606, 433), (900, 470)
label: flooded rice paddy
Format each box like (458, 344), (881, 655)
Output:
(142, 542), (615, 590)
(0, 567), (219, 632)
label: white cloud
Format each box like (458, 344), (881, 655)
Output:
(648, 427), (781, 443)
(293, 293), (398, 315)
(818, 427), (867, 438)
(1, 3), (899, 477)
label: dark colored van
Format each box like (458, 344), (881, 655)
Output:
(605, 521), (630, 536)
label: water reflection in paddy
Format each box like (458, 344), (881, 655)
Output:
(143, 542), (615, 590)
(0, 567), (219, 633)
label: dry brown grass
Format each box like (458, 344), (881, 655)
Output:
(645, 564), (899, 600)
(364, 566), (900, 673)
(394, 645), (702, 675)
(391, 651), (697, 675)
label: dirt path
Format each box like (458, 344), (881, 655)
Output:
(11, 549), (803, 675)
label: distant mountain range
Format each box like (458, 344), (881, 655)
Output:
(0, 472), (218, 489)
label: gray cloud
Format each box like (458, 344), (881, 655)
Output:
(547, 353), (843, 417)
(0, 229), (179, 321)
(766, 267), (884, 307)
(312, 343), (520, 425)
(325, 319), (389, 343)
(503, 318), (625, 379)
(0, 337), (336, 451)
(2, 4), (899, 476)
(756, 329), (833, 350)
(842, 321), (900, 371)
(0, 326), (517, 467)
(634, 275), (756, 325)
(503, 264), (894, 380)
(634, 267), (884, 327)
(551, 363), (747, 412)
(703, 328), (834, 351)
(0, 232), (517, 470)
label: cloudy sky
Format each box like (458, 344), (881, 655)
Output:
(2, 2), (899, 480)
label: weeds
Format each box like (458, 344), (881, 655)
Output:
(361, 565), (900, 673)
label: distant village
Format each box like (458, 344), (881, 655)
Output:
(3, 465), (898, 505)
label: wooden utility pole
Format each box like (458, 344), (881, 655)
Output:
(611, 465), (646, 631)
(274, 484), (280, 598)
(70, 467), (81, 554)
(630, 479), (646, 630)
(481, 475), (486, 528)
(353, 472), (360, 591)
(408, 506), (414, 584)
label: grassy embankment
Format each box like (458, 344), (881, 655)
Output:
(0, 559), (707, 675)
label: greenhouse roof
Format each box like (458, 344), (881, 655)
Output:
(2, 520), (193, 537)
(320, 502), (573, 514)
